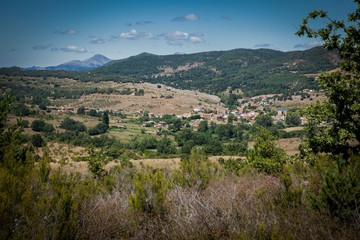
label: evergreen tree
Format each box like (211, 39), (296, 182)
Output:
(102, 110), (109, 128)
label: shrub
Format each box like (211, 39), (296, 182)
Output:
(60, 117), (86, 132)
(246, 126), (286, 175)
(32, 134), (44, 147)
(31, 119), (45, 132)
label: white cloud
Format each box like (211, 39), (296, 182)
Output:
(60, 46), (87, 53)
(163, 31), (205, 45)
(113, 30), (156, 40)
(142, 33), (155, 39)
(54, 29), (78, 35)
(294, 40), (324, 49)
(184, 14), (199, 21)
(172, 13), (200, 22)
(189, 36), (204, 43)
(120, 29), (139, 39)
(90, 36), (105, 44)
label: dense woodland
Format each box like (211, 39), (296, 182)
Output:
(0, 1), (360, 239)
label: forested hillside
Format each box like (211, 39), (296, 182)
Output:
(92, 46), (339, 96)
(0, 46), (338, 97)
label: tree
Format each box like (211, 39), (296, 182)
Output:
(60, 117), (86, 132)
(43, 123), (55, 133)
(89, 109), (98, 117)
(296, 1), (360, 156)
(157, 137), (176, 155)
(246, 126), (286, 174)
(285, 112), (301, 127)
(102, 110), (109, 127)
(197, 120), (208, 132)
(255, 114), (273, 128)
(227, 114), (235, 124)
(32, 133), (44, 147)
(77, 106), (85, 115)
(297, 1), (360, 223)
(31, 119), (46, 132)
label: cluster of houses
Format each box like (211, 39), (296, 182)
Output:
(47, 91), (314, 129)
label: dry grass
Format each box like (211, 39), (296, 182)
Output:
(76, 172), (358, 239)
(248, 137), (301, 156)
(55, 82), (225, 114)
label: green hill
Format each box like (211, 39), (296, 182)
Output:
(0, 47), (338, 97)
(92, 46), (338, 96)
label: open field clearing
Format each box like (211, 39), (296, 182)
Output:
(248, 137), (301, 156)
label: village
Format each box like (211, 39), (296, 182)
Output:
(45, 90), (314, 131)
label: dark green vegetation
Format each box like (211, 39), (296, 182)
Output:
(92, 47), (338, 97)
(1, 46), (338, 99)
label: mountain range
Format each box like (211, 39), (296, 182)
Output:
(1, 47), (339, 97)
(27, 54), (112, 71)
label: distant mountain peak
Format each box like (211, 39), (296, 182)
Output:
(27, 54), (112, 71)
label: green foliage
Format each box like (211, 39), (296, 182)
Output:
(274, 169), (303, 208)
(297, 1), (360, 156)
(31, 134), (44, 148)
(87, 152), (109, 179)
(221, 157), (247, 175)
(129, 168), (169, 215)
(134, 88), (145, 96)
(77, 106), (85, 114)
(60, 117), (86, 132)
(285, 112), (301, 127)
(90, 47), (334, 96)
(203, 140), (223, 155)
(197, 120), (208, 132)
(224, 141), (248, 155)
(102, 110), (109, 126)
(157, 137), (176, 155)
(309, 154), (360, 221)
(175, 150), (221, 190)
(31, 119), (45, 132)
(180, 140), (195, 154)
(43, 123), (55, 133)
(88, 109), (99, 117)
(246, 127), (286, 174)
(255, 114), (273, 128)
(0, 94), (89, 239)
(13, 103), (33, 116)
(88, 122), (108, 135)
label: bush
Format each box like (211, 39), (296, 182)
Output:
(32, 133), (44, 147)
(246, 127), (286, 174)
(43, 123), (55, 133)
(31, 119), (45, 132)
(309, 153), (360, 221)
(60, 117), (86, 132)
(129, 168), (169, 215)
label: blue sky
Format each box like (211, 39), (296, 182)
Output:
(0, 0), (356, 67)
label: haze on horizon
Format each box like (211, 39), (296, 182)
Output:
(0, 0), (355, 68)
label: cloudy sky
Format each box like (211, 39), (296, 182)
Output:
(0, 0), (356, 67)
